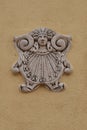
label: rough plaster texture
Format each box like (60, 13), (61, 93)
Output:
(0, 0), (87, 130)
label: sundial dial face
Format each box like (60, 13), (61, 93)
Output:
(12, 28), (72, 92)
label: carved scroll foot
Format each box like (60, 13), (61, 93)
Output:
(12, 62), (20, 73)
(19, 84), (32, 93)
(63, 60), (72, 74)
(19, 82), (38, 93)
(52, 82), (64, 92)
(64, 67), (72, 74)
(47, 82), (64, 92)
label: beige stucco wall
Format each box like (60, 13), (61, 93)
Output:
(0, 0), (87, 130)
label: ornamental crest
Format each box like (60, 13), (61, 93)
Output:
(12, 28), (72, 92)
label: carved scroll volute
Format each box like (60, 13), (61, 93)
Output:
(51, 34), (72, 54)
(14, 34), (34, 51)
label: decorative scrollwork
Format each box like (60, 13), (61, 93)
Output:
(14, 35), (34, 51)
(12, 28), (73, 93)
(51, 34), (71, 52)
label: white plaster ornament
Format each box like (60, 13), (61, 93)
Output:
(12, 28), (72, 93)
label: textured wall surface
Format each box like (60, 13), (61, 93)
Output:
(0, 0), (87, 130)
